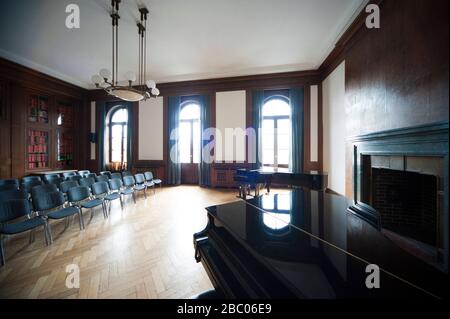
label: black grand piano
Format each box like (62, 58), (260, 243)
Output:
(234, 167), (328, 198)
(193, 187), (448, 299)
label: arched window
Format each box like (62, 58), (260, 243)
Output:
(107, 107), (128, 165)
(179, 102), (200, 163)
(262, 97), (291, 167)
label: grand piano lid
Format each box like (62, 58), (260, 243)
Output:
(205, 189), (448, 299)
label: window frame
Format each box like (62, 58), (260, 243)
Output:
(179, 101), (201, 164)
(261, 95), (291, 168)
(108, 106), (128, 165)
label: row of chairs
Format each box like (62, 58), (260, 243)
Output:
(0, 170), (162, 266)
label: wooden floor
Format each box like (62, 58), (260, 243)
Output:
(0, 185), (237, 299)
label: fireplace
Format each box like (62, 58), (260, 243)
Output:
(350, 122), (448, 272)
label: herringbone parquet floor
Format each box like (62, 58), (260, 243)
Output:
(0, 185), (237, 299)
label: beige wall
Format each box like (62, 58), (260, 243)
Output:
(322, 61), (346, 195)
(138, 97), (164, 160)
(215, 90), (246, 162)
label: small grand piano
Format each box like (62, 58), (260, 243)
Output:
(193, 188), (448, 299)
(234, 167), (328, 198)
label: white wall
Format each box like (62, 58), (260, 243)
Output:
(322, 61), (346, 195)
(215, 90), (246, 162)
(138, 97), (164, 160)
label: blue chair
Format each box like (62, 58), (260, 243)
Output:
(100, 171), (112, 179)
(79, 177), (95, 188)
(62, 172), (77, 180)
(22, 176), (41, 183)
(43, 174), (60, 183)
(95, 175), (109, 183)
(111, 172), (122, 180)
(134, 174), (147, 198)
(92, 181), (121, 215)
(0, 184), (19, 192)
(78, 170), (90, 178)
(121, 176), (136, 204)
(108, 179), (124, 209)
(0, 179), (19, 189)
(46, 176), (65, 190)
(0, 189), (28, 201)
(68, 186), (106, 220)
(32, 191), (84, 241)
(86, 173), (97, 180)
(21, 180), (43, 195)
(144, 172), (161, 192)
(122, 171), (132, 178)
(0, 199), (50, 265)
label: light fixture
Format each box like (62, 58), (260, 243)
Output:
(91, 0), (159, 102)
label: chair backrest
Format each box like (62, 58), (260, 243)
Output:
(78, 170), (90, 177)
(100, 171), (112, 179)
(69, 175), (82, 182)
(91, 182), (109, 196)
(59, 180), (79, 193)
(79, 177), (95, 188)
(22, 176), (42, 183)
(144, 172), (154, 181)
(31, 184), (58, 199)
(47, 176), (64, 189)
(111, 173), (122, 180)
(123, 176), (135, 187)
(122, 171), (132, 177)
(32, 191), (65, 212)
(86, 173), (97, 179)
(63, 172), (77, 179)
(95, 175), (109, 183)
(68, 186), (91, 203)
(108, 178), (122, 191)
(44, 174), (60, 183)
(0, 179), (19, 187)
(134, 174), (145, 185)
(21, 180), (43, 193)
(0, 184), (19, 192)
(0, 199), (32, 223)
(0, 189), (28, 201)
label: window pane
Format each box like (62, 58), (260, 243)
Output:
(277, 119), (290, 135)
(180, 103), (200, 120)
(262, 119), (274, 165)
(262, 99), (290, 117)
(179, 122), (191, 163)
(111, 108), (128, 123)
(193, 120), (200, 163)
(278, 149), (289, 165)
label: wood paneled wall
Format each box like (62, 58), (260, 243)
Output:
(320, 0), (449, 197)
(0, 58), (88, 179)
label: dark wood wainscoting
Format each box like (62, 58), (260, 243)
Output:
(132, 160), (166, 184)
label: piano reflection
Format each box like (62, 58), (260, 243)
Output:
(193, 189), (448, 299)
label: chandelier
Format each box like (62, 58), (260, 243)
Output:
(91, 0), (159, 101)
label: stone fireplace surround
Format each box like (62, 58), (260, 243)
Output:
(349, 122), (448, 272)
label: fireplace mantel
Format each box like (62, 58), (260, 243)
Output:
(349, 122), (449, 272)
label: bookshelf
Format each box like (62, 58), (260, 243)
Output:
(27, 128), (49, 170)
(28, 94), (49, 124)
(56, 129), (73, 169)
(57, 101), (73, 128)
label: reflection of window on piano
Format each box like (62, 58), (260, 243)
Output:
(262, 194), (291, 230)
(262, 97), (291, 168)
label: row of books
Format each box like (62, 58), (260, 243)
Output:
(28, 161), (48, 169)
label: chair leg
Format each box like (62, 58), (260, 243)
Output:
(132, 193), (136, 204)
(120, 196), (124, 209)
(0, 234), (5, 266)
(46, 221), (53, 245)
(102, 202), (107, 219)
(78, 208), (85, 230)
(29, 229), (36, 244)
(144, 188), (147, 199)
(153, 185), (155, 194)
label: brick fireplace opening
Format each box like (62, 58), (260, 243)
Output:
(372, 168), (438, 247)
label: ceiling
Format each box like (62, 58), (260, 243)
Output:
(0, 0), (366, 89)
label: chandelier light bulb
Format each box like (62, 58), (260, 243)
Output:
(91, 74), (103, 85)
(99, 68), (112, 81)
(146, 80), (156, 89)
(151, 87), (160, 96)
(125, 71), (137, 82)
